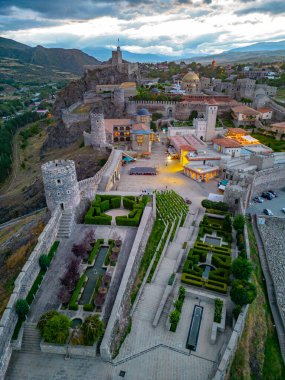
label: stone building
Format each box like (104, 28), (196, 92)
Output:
(193, 103), (218, 142)
(41, 160), (80, 213)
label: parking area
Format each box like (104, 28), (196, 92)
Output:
(247, 188), (285, 218)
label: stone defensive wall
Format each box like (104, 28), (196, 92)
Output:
(100, 206), (154, 360)
(0, 207), (62, 380)
(62, 101), (89, 127)
(267, 99), (285, 122)
(251, 164), (285, 195)
(78, 149), (121, 200)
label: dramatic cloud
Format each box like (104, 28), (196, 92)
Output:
(0, 0), (284, 58)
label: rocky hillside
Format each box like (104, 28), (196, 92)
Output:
(0, 37), (100, 75)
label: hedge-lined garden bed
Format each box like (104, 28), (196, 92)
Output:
(84, 194), (149, 227)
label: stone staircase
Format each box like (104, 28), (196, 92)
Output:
(21, 323), (41, 354)
(57, 211), (74, 239)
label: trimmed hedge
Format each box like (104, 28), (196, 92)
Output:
(26, 270), (45, 305)
(212, 245), (231, 256)
(116, 208), (143, 227)
(69, 274), (87, 310)
(111, 197), (121, 209)
(205, 279), (228, 294)
(209, 268), (230, 285)
(214, 299), (223, 323)
(100, 200), (110, 212)
(48, 241), (60, 260)
(201, 199), (229, 211)
(181, 273), (203, 287)
(88, 239), (104, 265)
(212, 253), (231, 269)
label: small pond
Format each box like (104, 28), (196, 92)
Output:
(79, 246), (109, 305)
(204, 235), (222, 246)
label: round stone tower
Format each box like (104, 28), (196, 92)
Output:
(41, 160), (80, 213)
(113, 88), (125, 112)
(90, 112), (107, 146)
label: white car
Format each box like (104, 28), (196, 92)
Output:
(263, 209), (273, 216)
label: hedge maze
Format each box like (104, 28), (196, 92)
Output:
(84, 194), (149, 226)
(181, 214), (233, 294)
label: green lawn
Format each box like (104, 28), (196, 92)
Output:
(252, 133), (285, 152)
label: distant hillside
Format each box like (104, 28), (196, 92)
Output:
(0, 37), (101, 75)
(179, 49), (285, 65)
(229, 40), (285, 53)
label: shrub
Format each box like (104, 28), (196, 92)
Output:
(212, 254), (231, 269)
(230, 280), (257, 305)
(232, 257), (253, 281)
(233, 305), (242, 320)
(168, 273), (175, 285)
(69, 274), (87, 309)
(201, 199), (229, 211)
(233, 215), (245, 231)
(43, 314), (71, 344)
(83, 304), (93, 312)
(100, 200), (110, 212)
(178, 286), (186, 301)
(39, 254), (50, 271)
(214, 299), (223, 323)
(169, 309), (180, 326)
(110, 197), (121, 209)
(37, 310), (59, 334)
(181, 273), (203, 287)
(88, 239), (104, 265)
(82, 315), (105, 345)
(15, 299), (29, 319)
(123, 196), (135, 210)
(209, 268), (230, 284)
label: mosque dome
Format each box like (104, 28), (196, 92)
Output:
(137, 108), (150, 116)
(182, 72), (200, 83)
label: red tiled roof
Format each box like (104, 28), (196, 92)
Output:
(213, 138), (242, 148)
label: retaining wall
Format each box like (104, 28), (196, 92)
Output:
(0, 207), (62, 380)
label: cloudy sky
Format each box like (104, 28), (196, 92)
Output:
(0, 0), (285, 57)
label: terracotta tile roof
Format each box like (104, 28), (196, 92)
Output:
(227, 128), (247, 135)
(257, 107), (272, 113)
(213, 138), (242, 148)
(231, 105), (261, 116)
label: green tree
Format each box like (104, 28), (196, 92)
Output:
(178, 286), (186, 301)
(174, 299), (183, 312)
(43, 314), (71, 344)
(39, 254), (50, 271)
(230, 280), (257, 306)
(82, 315), (105, 346)
(232, 257), (253, 281)
(15, 299), (29, 319)
(232, 305), (242, 320)
(233, 215), (245, 231)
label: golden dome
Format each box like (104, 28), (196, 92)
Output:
(182, 72), (200, 82)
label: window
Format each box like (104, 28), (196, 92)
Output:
(67, 190), (71, 194)
(57, 179), (61, 184)
(57, 192), (60, 196)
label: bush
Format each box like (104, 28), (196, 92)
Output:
(123, 196), (135, 210)
(88, 239), (104, 265)
(82, 315), (105, 345)
(233, 215), (245, 231)
(178, 286), (186, 301)
(111, 197), (121, 209)
(212, 254), (231, 269)
(214, 299), (223, 323)
(43, 314), (71, 344)
(174, 299), (183, 312)
(83, 304), (93, 312)
(233, 305), (242, 320)
(169, 309), (180, 325)
(39, 254), (50, 271)
(230, 280), (257, 305)
(26, 270), (45, 305)
(209, 268), (230, 284)
(168, 273), (175, 285)
(232, 257), (253, 281)
(15, 299), (29, 319)
(100, 200), (110, 212)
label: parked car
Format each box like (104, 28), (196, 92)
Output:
(281, 208), (285, 213)
(263, 209), (273, 216)
(261, 192), (274, 200)
(253, 196), (263, 203)
(268, 190), (278, 197)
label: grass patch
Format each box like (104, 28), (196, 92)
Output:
(252, 133), (285, 152)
